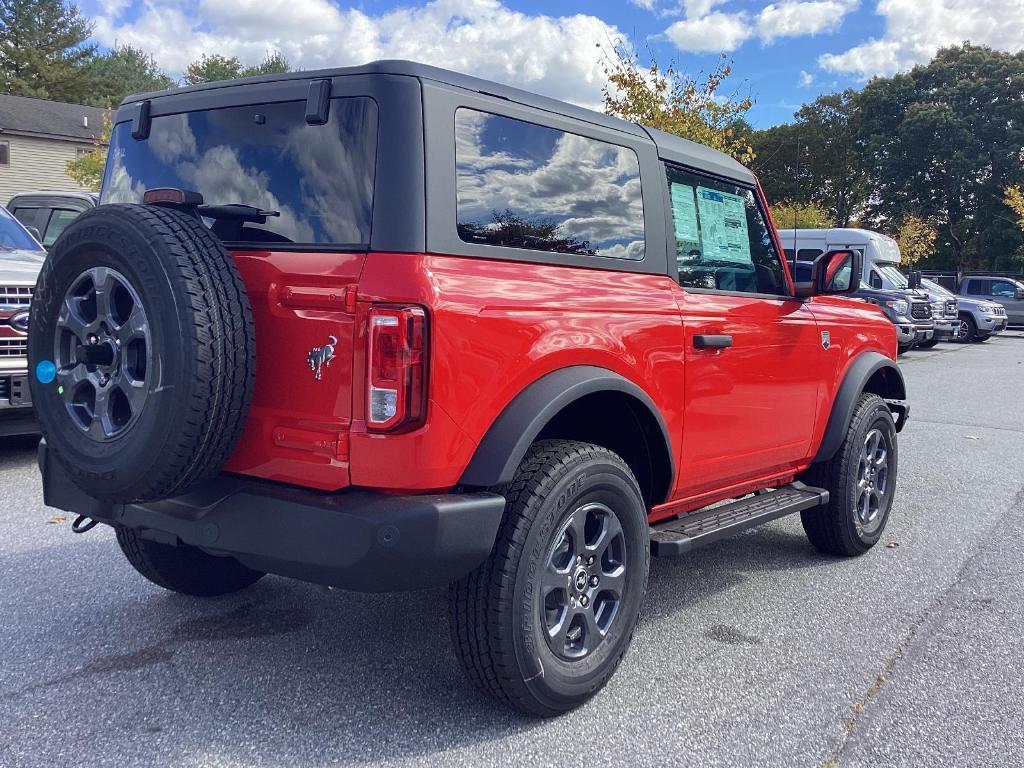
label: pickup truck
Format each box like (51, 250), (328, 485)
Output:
(0, 205), (43, 436)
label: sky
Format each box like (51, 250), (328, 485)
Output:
(76, 0), (1024, 127)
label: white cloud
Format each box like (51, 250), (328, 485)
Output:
(664, 11), (753, 52)
(757, 1), (859, 43)
(799, 69), (814, 86)
(820, 0), (1024, 77)
(90, 0), (624, 108)
(683, 0), (728, 16)
(629, 0), (658, 10)
(662, 0), (857, 54)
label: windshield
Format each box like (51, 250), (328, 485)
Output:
(922, 278), (953, 297)
(877, 264), (908, 288)
(0, 207), (44, 252)
(102, 98), (378, 247)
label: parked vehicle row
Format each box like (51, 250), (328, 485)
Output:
(779, 227), (1014, 352)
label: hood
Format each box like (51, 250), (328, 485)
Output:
(0, 248), (46, 282)
(955, 295), (999, 311)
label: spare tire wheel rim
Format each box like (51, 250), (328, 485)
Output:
(53, 266), (152, 440)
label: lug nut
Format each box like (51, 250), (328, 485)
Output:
(570, 597), (577, 607)
(580, 595), (590, 607)
(587, 556), (595, 566)
(590, 575), (599, 587)
(88, 335), (98, 345)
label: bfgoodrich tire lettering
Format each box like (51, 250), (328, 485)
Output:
(28, 204), (255, 503)
(449, 440), (649, 717)
(800, 393), (897, 556)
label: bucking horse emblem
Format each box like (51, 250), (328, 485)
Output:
(308, 335), (338, 381)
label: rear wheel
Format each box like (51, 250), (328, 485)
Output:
(800, 393), (897, 556)
(449, 440), (649, 717)
(116, 527), (264, 596)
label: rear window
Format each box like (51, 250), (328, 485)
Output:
(102, 98), (378, 247)
(455, 109), (645, 260)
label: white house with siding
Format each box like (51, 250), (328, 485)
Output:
(0, 94), (107, 205)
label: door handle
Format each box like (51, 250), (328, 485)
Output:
(693, 334), (733, 350)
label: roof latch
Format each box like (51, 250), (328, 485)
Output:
(305, 79), (332, 125)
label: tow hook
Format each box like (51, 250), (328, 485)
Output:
(71, 515), (99, 534)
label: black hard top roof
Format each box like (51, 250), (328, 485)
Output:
(121, 59), (756, 185)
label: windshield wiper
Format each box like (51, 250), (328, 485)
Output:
(197, 204), (280, 224)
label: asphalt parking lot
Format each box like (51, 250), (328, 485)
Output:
(2, 333), (1023, 768)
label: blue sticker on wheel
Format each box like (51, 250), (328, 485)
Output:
(36, 360), (56, 384)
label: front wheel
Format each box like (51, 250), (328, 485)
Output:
(449, 440), (649, 717)
(958, 314), (977, 342)
(800, 393), (898, 556)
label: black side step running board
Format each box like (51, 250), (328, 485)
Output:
(649, 481), (829, 557)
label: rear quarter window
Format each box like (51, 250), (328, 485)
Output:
(102, 98), (378, 247)
(454, 109), (644, 260)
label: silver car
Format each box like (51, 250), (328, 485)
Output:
(0, 206), (44, 436)
(922, 278), (1007, 343)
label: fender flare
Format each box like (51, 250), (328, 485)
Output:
(459, 365), (674, 494)
(814, 351), (907, 463)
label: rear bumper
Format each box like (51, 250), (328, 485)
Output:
(39, 441), (506, 592)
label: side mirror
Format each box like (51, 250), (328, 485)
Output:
(794, 249), (862, 298)
(26, 226), (42, 242)
(908, 270), (922, 289)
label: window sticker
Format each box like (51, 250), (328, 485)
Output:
(696, 186), (751, 263)
(669, 182), (700, 244)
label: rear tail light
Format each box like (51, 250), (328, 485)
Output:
(366, 305), (428, 432)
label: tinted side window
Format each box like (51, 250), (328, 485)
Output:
(798, 248), (823, 262)
(103, 98), (378, 247)
(43, 209), (80, 246)
(991, 280), (1018, 298)
(12, 207), (42, 231)
(455, 109), (644, 260)
(869, 269), (883, 289)
(666, 165), (788, 296)
(965, 279), (989, 296)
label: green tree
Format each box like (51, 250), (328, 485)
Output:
(83, 44), (175, 107)
(0, 0), (95, 101)
(857, 44), (1024, 270)
(770, 200), (831, 230)
(752, 90), (868, 228)
(65, 109), (110, 191)
(895, 214), (937, 268)
(602, 42), (755, 164)
(183, 50), (290, 86)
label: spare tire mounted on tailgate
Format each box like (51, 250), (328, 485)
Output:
(28, 204), (255, 503)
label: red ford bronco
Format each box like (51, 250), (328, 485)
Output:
(30, 61), (907, 717)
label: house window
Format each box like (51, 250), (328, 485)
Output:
(76, 146), (90, 161)
(0, 142), (9, 166)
